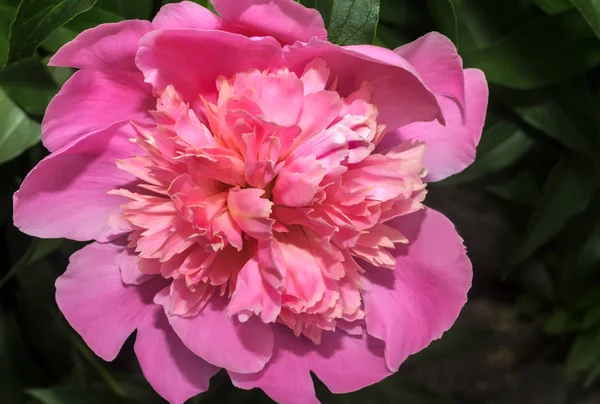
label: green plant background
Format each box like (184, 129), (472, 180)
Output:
(1, 0), (600, 403)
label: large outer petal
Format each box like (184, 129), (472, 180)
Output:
(310, 330), (392, 394)
(393, 32), (465, 106)
(229, 327), (317, 404)
(50, 20), (153, 72)
(378, 69), (488, 182)
(152, 1), (222, 30)
(135, 306), (220, 404)
(42, 69), (154, 152)
(230, 326), (392, 402)
(162, 296), (274, 374)
(14, 123), (138, 242)
(136, 29), (284, 104)
(211, 0), (327, 45)
(44, 19), (155, 151)
(362, 208), (472, 371)
(55, 242), (163, 361)
(285, 40), (443, 131)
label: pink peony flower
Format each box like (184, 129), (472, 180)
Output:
(13, 1), (488, 403)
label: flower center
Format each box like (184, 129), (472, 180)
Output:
(110, 59), (427, 343)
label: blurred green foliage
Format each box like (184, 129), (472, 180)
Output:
(1, 0), (600, 402)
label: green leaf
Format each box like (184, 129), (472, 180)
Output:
(67, 5), (122, 32)
(41, 5), (122, 53)
(13, 260), (73, 381)
(560, 193), (600, 277)
(581, 306), (600, 329)
(27, 388), (135, 404)
(162, 0), (216, 13)
(543, 309), (577, 334)
(585, 362), (600, 386)
(0, 87), (41, 164)
(40, 26), (76, 53)
(529, 0), (573, 14)
(487, 170), (542, 206)
(97, 0), (152, 19)
(28, 238), (64, 264)
(328, 0), (380, 45)
(374, 23), (410, 48)
(574, 287), (600, 310)
(378, 379), (460, 404)
(452, 1), (501, 52)
(427, 0), (459, 47)
(463, 10), (600, 89)
(112, 373), (165, 404)
(571, 0), (600, 40)
(316, 375), (460, 404)
(566, 327), (600, 372)
(454, 0), (540, 53)
(507, 92), (593, 155)
(507, 158), (598, 271)
(0, 308), (40, 403)
(0, 238), (63, 289)
(499, 78), (600, 154)
(441, 120), (535, 185)
(6, 0), (97, 65)
(45, 57), (74, 87)
(300, 0), (332, 25)
(379, 0), (431, 32)
(0, 56), (58, 116)
(0, 5), (15, 66)
(552, 78), (600, 146)
(66, 331), (129, 396)
(407, 326), (492, 364)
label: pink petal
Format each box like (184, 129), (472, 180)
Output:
(285, 40), (442, 131)
(187, 148), (246, 186)
(168, 279), (214, 317)
(230, 326), (391, 401)
(14, 123), (139, 242)
(153, 1), (222, 30)
(293, 90), (343, 151)
(394, 32), (465, 106)
(135, 306), (220, 404)
(300, 58), (331, 95)
(229, 326), (318, 404)
(42, 69), (154, 152)
(212, 211), (243, 250)
(378, 69), (488, 182)
(119, 248), (154, 285)
(50, 20), (153, 71)
(227, 187), (274, 239)
(228, 253), (281, 323)
(276, 229), (328, 309)
(211, 0), (327, 45)
(310, 329), (392, 393)
(247, 69), (305, 126)
(287, 122), (351, 177)
(272, 156), (327, 207)
(175, 109), (215, 148)
(361, 208), (473, 371)
(135, 29), (284, 104)
(55, 242), (163, 361)
(160, 296), (274, 373)
(256, 239), (286, 290)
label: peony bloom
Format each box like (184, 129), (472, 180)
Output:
(13, 1), (488, 403)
